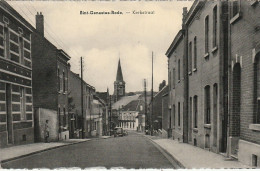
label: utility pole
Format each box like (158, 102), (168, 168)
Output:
(109, 95), (112, 136)
(144, 79), (147, 133)
(80, 57), (84, 139)
(151, 52), (154, 136)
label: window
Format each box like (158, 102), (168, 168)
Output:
(255, 56), (260, 123)
(178, 59), (180, 81)
(205, 86), (211, 124)
(189, 42), (192, 73)
(0, 25), (4, 57)
(169, 71), (171, 89)
(178, 102), (180, 126)
(173, 105), (175, 127)
(19, 36), (24, 64)
(194, 37), (197, 69)
(60, 70), (63, 92)
(205, 16), (209, 54)
(232, 1), (239, 17)
(172, 68), (175, 89)
(194, 96), (198, 128)
(58, 68), (60, 91)
(63, 107), (66, 127)
(63, 71), (65, 92)
(20, 87), (26, 120)
(213, 6), (217, 48)
(3, 25), (9, 59)
(189, 97), (192, 133)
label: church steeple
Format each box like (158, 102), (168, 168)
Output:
(114, 58), (126, 102)
(116, 59), (124, 81)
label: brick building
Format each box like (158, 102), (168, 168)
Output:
(0, 1), (34, 148)
(68, 70), (95, 138)
(166, 0), (229, 154)
(166, 0), (260, 167)
(32, 12), (70, 141)
(162, 91), (169, 137)
(148, 85), (168, 132)
(228, 1), (260, 166)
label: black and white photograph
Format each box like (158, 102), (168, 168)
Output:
(0, 0), (260, 169)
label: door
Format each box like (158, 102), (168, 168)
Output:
(6, 83), (13, 144)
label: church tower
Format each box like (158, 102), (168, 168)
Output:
(114, 59), (125, 102)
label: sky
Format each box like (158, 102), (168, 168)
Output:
(8, 0), (193, 93)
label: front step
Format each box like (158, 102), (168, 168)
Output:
(220, 152), (238, 161)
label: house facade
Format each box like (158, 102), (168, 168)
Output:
(228, 0), (260, 167)
(68, 70), (95, 138)
(0, 1), (34, 148)
(166, 0), (260, 167)
(32, 12), (70, 141)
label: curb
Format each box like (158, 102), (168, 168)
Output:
(1, 140), (90, 164)
(143, 135), (185, 169)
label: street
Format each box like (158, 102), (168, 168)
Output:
(2, 132), (175, 169)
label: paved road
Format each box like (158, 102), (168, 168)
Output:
(2, 132), (175, 169)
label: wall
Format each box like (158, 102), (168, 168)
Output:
(31, 33), (58, 110)
(34, 108), (58, 142)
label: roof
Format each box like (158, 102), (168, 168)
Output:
(122, 100), (139, 111)
(165, 30), (184, 57)
(154, 85), (169, 99)
(96, 92), (108, 104)
(0, 0), (34, 32)
(112, 94), (140, 110)
(58, 49), (71, 61)
(69, 70), (95, 90)
(184, 0), (205, 26)
(116, 59), (124, 81)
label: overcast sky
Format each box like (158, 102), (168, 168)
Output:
(9, 0), (192, 93)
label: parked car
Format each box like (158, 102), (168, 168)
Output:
(114, 127), (123, 137)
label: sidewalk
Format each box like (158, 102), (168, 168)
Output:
(0, 139), (90, 164)
(145, 135), (251, 169)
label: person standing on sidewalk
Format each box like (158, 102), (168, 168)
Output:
(44, 120), (50, 143)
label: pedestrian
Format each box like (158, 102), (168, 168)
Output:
(44, 120), (50, 143)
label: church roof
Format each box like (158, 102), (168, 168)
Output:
(116, 59), (124, 81)
(112, 94), (140, 110)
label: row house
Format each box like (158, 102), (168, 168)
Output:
(228, 0), (260, 167)
(68, 70), (95, 138)
(166, 0), (260, 167)
(0, 0), (34, 148)
(148, 85), (169, 133)
(32, 12), (70, 141)
(91, 95), (106, 137)
(96, 90), (110, 136)
(167, 0), (229, 152)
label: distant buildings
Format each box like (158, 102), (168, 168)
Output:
(165, 0), (260, 167)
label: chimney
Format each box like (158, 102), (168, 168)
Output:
(182, 7), (188, 27)
(36, 12), (44, 37)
